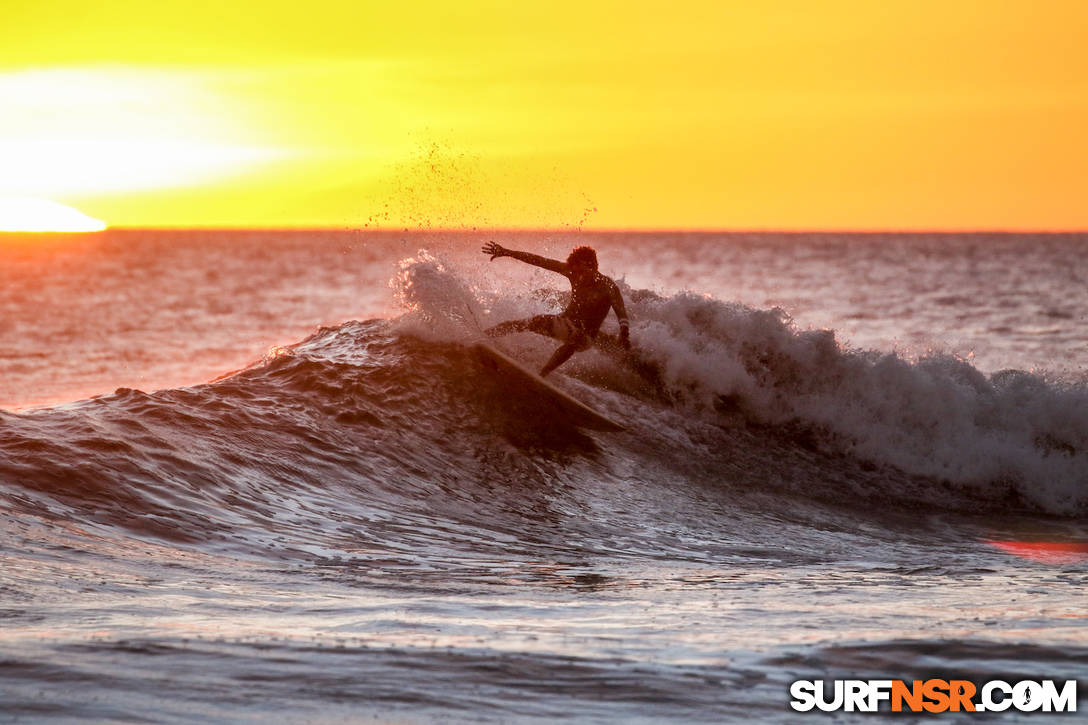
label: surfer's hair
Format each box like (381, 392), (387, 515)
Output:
(567, 246), (598, 270)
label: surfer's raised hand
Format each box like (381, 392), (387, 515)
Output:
(482, 241), (507, 260)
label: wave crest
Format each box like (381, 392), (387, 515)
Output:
(625, 288), (1087, 513)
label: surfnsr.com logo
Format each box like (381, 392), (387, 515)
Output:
(790, 679), (1078, 713)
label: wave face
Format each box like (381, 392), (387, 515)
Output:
(3, 238), (1086, 723)
(624, 288), (1088, 516)
(2, 251), (1084, 569)
(395, 251), (1088, 516)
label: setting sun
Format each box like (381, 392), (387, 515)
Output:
(1, 1), (1086, 229)
(0, 196), (106, 232)
(0, 69), (288, 205)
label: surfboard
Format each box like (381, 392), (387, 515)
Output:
(472, 343), (625, 432)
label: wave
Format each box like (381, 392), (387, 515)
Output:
(0, 252), (1084, 556)
(623, 288), (1087, 515)
(389, 250), (1088, 516)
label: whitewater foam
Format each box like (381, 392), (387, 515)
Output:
(395, 252), (1088, 515)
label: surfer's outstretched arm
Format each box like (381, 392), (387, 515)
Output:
(482, 242), (568, 275)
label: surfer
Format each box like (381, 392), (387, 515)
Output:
(481, 241), (630, 376)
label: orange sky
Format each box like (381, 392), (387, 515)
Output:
(2, 1), (1087, 230)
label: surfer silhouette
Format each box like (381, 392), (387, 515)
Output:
(481, 241), (630, 376)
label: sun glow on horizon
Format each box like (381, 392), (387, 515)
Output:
(0, 196), (107, 232)
(0, 69), (289, 201)
(2, 2), (1088, 229)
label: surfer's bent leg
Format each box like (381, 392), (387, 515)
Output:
(485, 319), (531, 337)
(487, 314), (560, 338)
(487, 314), (588, 375)
(527, 315), (562, 337)
(540, 344), (578, 377)
(539, 317), (591, 376)
(486, 314), (564, 338)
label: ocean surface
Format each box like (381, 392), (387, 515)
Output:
(1, 230), (1086, 722)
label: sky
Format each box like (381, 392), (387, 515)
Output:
(1, 1), (1086, 230)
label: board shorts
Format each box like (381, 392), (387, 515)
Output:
(528, 314), (593, 351)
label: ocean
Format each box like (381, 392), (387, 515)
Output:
(1, 230), (1086, 722)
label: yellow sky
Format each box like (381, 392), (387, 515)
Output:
(2, 1), (1086, 229)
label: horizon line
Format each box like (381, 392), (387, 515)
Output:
(69, 225), (1088, 235)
